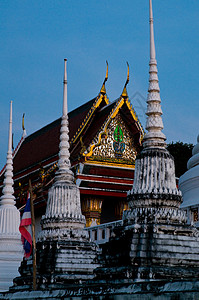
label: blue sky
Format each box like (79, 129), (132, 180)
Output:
(0, 0), (199, 169)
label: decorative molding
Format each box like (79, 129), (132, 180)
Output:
(123, 206), (187, 225)
(71, 93), (109, 145)
(83, 97), (142, 159)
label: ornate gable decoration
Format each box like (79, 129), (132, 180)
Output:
(84, 113), (137, 167)
(71, 62), (109, 146)
(70, 94), (109, 145)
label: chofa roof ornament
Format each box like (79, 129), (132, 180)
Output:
(121, 62), (129, 98)
(100, 60), (109, 95)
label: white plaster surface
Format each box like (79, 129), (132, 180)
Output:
(0, 102), (23, 292)
(179, 135), (199, 208)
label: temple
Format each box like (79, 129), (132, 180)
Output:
(1, 0), (199, 299)
(0, 63), (144, 231)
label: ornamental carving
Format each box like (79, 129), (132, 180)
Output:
(146, 115), (163, 128)
(91, 114), (137, 163)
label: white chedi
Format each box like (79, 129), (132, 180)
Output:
(0, 101), (23, 292)
(39, 59), (86, 241)
(179, 135), (199, 223)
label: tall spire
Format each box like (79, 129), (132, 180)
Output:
(22, 113), (26, 138)
(127, 0), (181, 217)
(0, 101), (15, 206)
(13, 60), (99, 291)
(39, 58), (85, 240)
(143, 0), (166, 149)
(63, 58), (68, 115)
(56, 59), (73, 181)
(149, 0), (156, 64)
(0, 101), (23, 292)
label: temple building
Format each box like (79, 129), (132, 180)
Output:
(0, 64), (144, 231)
(2, 0), (199, 298)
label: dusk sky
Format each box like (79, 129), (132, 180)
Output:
(0, 1), (199, 169)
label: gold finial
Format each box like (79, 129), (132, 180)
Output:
(105, 60), (108, 81)
(126, 61), (129, 84)
(121, 62), (130, 98)
(22, 113), (25, 131)
(100, 61), (109, 94)
(80, 136), (86, 154)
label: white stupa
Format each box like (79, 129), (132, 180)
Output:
(0, 101), (23, 292)
(179, 135), (199, 226)
(10, 60), (99, 291)
(95, 0), (199, 288)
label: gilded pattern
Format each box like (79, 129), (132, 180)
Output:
(91, 114), (136, 163)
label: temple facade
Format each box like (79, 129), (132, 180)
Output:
(0, 65), (144, 232)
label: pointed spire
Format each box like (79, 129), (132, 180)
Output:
(56, 59), (73, 182)
(39, 59), (86, 241)
(22, 113), (25, 131)
(0, 101), (15, 206)
(121, 62), (129, 98)
(22, 113), (26, 137)
(149, 0), (156, 64)
(63, 59), (68, 116)
(100, 61), (108, 94)
(143, 0), (166, 149)
(0, 101), (23, 292)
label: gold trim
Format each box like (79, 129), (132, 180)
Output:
(121, 62), (130, 98)
(84, 144), (96, 157)
(83, 97), (125, 157)
(72, 63), (110, 145)
(83, 88), (145, 158)
(111, 98), (124, 119)
(22, 113), (25, 131)
(125, 99), (145, 141)
(100, 61), (109, 94)
(84, 159), (135, 169)
(71, 93), (109, 144)
(126, 99), (138, 121)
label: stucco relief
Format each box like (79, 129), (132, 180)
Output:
(92, 114), (137, 162)
(146, 115), (163, 128)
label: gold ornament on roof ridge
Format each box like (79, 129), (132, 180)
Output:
(121, 62), (130, 98)
(100, 60), (109, 95)
(22, 113), (25, 131)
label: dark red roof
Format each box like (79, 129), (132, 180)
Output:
(14, 119), (60, 175)
(9, 95), (142, 178)
(13, 97), (98, 175)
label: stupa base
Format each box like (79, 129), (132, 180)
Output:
(10, 238), (99, 292)
(2, 280), (199, 299)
